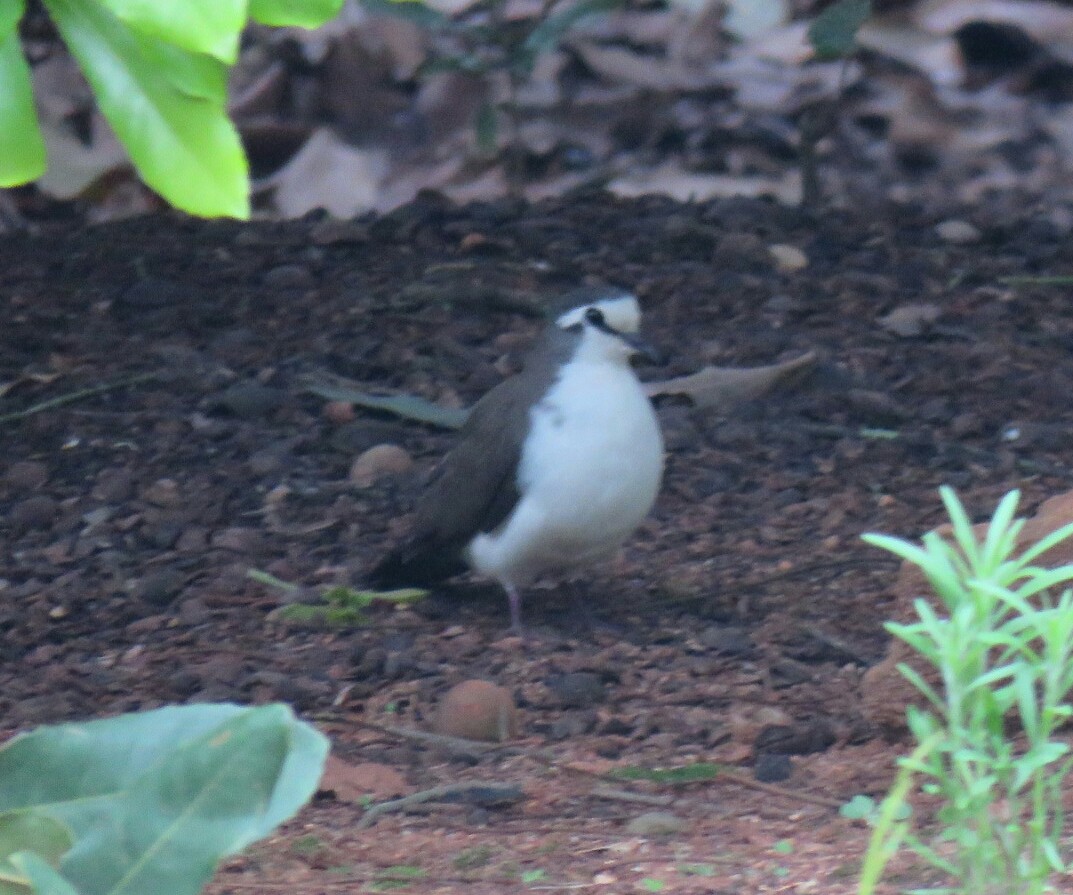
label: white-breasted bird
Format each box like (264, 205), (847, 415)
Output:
(370, 286), (664, 631)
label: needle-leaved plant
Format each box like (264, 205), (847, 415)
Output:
(858, 488), (1073, 895)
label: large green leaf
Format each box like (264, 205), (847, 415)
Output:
(0, 703), (256, 808)
(94, 0), (245, 63)
(0, 704), (329, 895)
(250, 0), (344, 28)
(43, 0), (249, 218)
(0, 0), (46, 186)
(8, 853), (78, 895)
(0, 811), (73, 894)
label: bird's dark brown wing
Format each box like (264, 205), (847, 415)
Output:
(368, 327), (576, 587)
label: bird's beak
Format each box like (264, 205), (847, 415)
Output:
(621, 332), (666, 365)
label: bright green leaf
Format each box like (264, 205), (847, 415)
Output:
(0, 811), (73, 888)
(250, 0), (344, 28)
(43, 0), (249, 218)
(838, 794), (876, 821)
(807, 0), (870, 61)
(94, 0), (245, 63)
(8, 852), (79, 895)
(0, 0), (47, 186)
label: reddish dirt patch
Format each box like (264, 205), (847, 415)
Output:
(3, 193), (1073, 891)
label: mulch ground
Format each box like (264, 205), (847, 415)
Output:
(4, 191), (1073, 892)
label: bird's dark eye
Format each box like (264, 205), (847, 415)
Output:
(585, 307), (605, 326)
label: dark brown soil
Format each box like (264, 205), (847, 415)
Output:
(4, 191), (1073, 892)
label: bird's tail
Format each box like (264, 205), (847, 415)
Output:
(366, 542), (466, 590)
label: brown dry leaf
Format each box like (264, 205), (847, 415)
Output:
(36, 112), (128, 201)
(318, 755), (408, 802)
(744, 21), (813, 64)
(268, 128), (388, 218)
(723, 0), (789, 41)
(320, 24), (416, 140)
(572, 42), (716, 91)
(646, 351), (816, 410)
(857, 18), (962, 87)
(414, 71), (490, 144)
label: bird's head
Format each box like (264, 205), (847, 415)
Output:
(554, 288), (663, 365)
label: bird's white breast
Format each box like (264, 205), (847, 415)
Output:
(467, 357), (663, 587)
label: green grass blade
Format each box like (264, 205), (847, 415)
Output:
(939, 487), (981, 569)
(1019, 522), (1073, 566)
(979, 490), (1020, 571)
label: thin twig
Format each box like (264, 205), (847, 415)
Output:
(589, 785), (674, 807)
(356, 719), (509, 760)
(0, 372), (158, 425)
(528, 750), (843, 810)
(357, 780), (523, 829)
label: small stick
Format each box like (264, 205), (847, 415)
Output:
(589, 785), (674, 807)
(357, 780), (522, 829)
(358, 720), (505, 760)
(0, 372), (158, 425)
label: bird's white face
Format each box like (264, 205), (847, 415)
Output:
(555, 293), (641, 333)
(555, 292), (658, 365)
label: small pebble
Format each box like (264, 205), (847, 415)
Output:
(433, 679), (518, 742)
(324, 400), (356, 424)
(625, 811), (688, 837)
(768, 243), (808, 273)
(93, 467), (133, 502)
(698, 625), (753, 656)
(349, 444), (414, 487)
(10, 495), (58, 531)
(178, 528), (209, 554)
(211, 527), (264, 553)
(249, 443), (292, 475)
(142, 478), (181, 507)
(178, 598), (211, 626)
(134, 569), (186, 606)
(216, 382), (284, 419)
(4, 460), (48, 492)
(546, 672), (607, 708)
(713, 232), (766, 266)
(754, 752), (793, 782)
(262, 264), (315, 290)
(549, 710), (597, 740)
(935, 219), (980, 244)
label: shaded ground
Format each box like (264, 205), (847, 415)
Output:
(3, 192), (1073, 892)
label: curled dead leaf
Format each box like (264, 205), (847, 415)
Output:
(645, 352), (816, 410)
